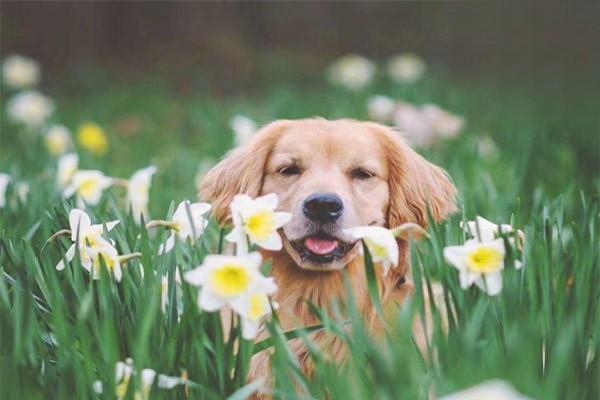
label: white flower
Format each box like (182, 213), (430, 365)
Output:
(158, 200), (212, 254)
(476, 135), (499, 159)
(55, 208), (119, 272)
(387, 53), (426, 83)
(94, 359), (161, 399)
(327, 54), (376, 91)
(2, 54), (40, 88)
(84, 241), (123, 281)
(393, 102), (435, 147)
(63, 169), (112, 208)
(444, 238), (506, 296)
(226, 193), (292, 252)
(57, 153), (79, 190)
(367, 95), (396, 123)
(343, 226), (399, 276)
(439, 379), (531, 400)
(460, 216), (523, 243)
(6, 90), (54, 129)
(45, 124), (72, 155)
(0, 173), (11, 208)
(184, 252), (264, 312)
(15, 182), (29, 203)
(230, 115), (258, 147)
(126, 166), (157, 223)
(230, 276), (278, 339)
(421, 103), (464, 138)
(157, 374), (186, 389)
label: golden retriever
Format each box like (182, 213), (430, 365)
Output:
(200, 118), (456, 389)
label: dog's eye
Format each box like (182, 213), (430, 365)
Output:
(350, 167), (375, 180)
(277, 165), (302, 176)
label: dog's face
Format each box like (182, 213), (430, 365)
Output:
(201, 118), (456, 272)
(261, 121), (389, 270)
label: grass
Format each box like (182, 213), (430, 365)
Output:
(1, 64), (598, 399)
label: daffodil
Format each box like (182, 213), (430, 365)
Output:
(45, 124), (73, 155)
(387, 53), (426, 84)
(327, 54), (376, 91)
(57, 153), (79, 190)
(77, 122), (108, 155)
(439, 379), (531, 400)
(2, 54), (40, 88)
(343, 226), (399, 275)
(421, 103), (465, 139)
(84, 241), (123, 281)
(158, 200), (212, 254)
(230, 275), (278, 339)
(126, 166), (157, 223)
(226, 193), (292, 253)
(55, 208), (119, 271)
(444, 238), (506, 296)
(63, 169), (112, 208)
(230, 115), (258, 147)
(94, 359), (184, 398)
(184, 252), (263, 312)
(7, 90), (54, 129)
(367, 95), (396, 123)
(0, 173), (11, 208)
(393, 101), (434, 148)
(461, 215), (524, 244)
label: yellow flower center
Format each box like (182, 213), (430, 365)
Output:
(77, 123), (108, 155)
(116, 378), (130, 398)
(365, 238), (388, 259)
(466, 246), (503, 273)
(248, 293), (267, 320)
(77, 178), (99, 199)
(92, 251), (116, 273)
(244, 210), (275, 241)
(83, 234), (99, 247)
(211, 264), (250, 297)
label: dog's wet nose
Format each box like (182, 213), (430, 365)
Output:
(302, 192), (344, 223)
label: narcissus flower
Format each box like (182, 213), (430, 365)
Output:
(45, 124), (73, 155)
(55, 208), (119, 272)
(77, 122), (108, 155)
(461, 215), (524, 244)
(230, 115), (258, 147)
(226, 193), (292, 253)
(421, 103), (465, 139)
(344, 226), (399, 275)
(84, 240), (123, 281)
(367, 95), (396, 123)
(158, 200), (211, 254)
(444, 238), (506, 296)
(387, 53), (426, 84)
(2, 54), (40, 88)
(327, 54), (376, 91)
(126, 166), (157, 223)
(439, 379), (531, 400)
(230, 276), (278, 339)
(184, 252), (264, 312)
(7, 90), (54, 129)
(57, 153), (79, 190)
(0, 173), (10, 208)
(63, 169), (112, 208)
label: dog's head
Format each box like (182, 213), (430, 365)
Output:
(201, 118), (456, 271)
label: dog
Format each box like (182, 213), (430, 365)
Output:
(200, 118), (457, 390)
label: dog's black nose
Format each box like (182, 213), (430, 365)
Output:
(303, 193), (344, 223)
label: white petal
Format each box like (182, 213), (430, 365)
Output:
(157, 374), (182, 389)
(190, 202), (212, 218)
(69, 209), (91, 241)
(253, 193), (278, 210)
(158, 235), (176, 254)
(274, 211), (292, 228)
(183, 266), (208, 286)
(198, 289), (226, 312)
(458, 270), (478, 289)
(56, 244), (76, 270)
(476, 272), (503, 296)
(241, 317), (261, 340)
(225, 226), (246, 245)
(255, 233), (282, 251)
(514, 260), (523, 270)
(443, 245), (469, 270)
(140, 368), (157, 387)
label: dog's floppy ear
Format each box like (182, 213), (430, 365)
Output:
(368, 123), (457, 229)
(200, 120), (289, 224)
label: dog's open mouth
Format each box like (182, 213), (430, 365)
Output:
(290, 232), (357, 264)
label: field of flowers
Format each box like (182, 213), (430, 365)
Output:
(1, 54), (598, 399)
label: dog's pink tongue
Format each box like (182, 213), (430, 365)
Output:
(304, 237), (339, 255)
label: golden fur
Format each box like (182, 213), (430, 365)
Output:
(200, 118), (456, 390)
